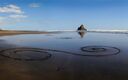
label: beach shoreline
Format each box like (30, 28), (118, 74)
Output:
(0, 30), (60, 36)
(0, 29), (128, 36)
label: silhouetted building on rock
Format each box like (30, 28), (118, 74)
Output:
(77, 24), (87, 31)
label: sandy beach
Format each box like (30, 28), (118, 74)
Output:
(0, 30), (53, 36)
(0, 31), (127, 80)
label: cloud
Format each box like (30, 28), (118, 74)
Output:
(0, 16), (6, 20)
(9, 14), (27, 18)
(29, 3), (40, 8)
(0, 4), (23, 14)
(0, 4), (28, 26)
(0, 16), (6, 25)
(0, 22), (5, 25)
(0, 17), (28, 26)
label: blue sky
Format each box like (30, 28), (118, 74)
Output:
(0, 0), (128, 30)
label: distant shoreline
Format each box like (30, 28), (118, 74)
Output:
(0, 29), (128, 36)
(43, 29), (128, 34)
(0, 30), (60, 36)
(88, 29), (128, 34)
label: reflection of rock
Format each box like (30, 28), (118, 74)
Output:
(77, 24), (87, 31)
(78, 31), (86, 38)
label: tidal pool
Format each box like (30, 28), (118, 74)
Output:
(0, 31), (128, 80)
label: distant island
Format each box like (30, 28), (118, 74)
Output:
(77, 24), (87, 31)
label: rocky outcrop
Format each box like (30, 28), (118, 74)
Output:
(77, 24), (87, 31)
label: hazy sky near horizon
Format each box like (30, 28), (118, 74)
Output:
(0, 0), (128, 30)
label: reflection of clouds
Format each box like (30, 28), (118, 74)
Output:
(15, 38), (46, 42)
(45, 34), (54, 36)
(0, 39), (5, 42)
(57, 37), (73, 39)
(0, 39), (17, 49)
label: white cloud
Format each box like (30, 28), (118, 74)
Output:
(9, 14), (27, 18)
(0, 16), (6, 25)
(0, 17), (7, 25)
(0, 4), (23, 14)
(0, 4), (28, 26)
(0, 16), (6, 20)
(0, 22), (5, 25)
(29, 3), (40, 8)
(0, 4), (29, 27)
(0, 17), (27, 26)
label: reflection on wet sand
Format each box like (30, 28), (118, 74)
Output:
(57, 37), (73, 39)
(15, 38), (46, 42)
(0, 32), (128, 80)
(0, 39), (17, 49)
(57, 31), (86, 39)
(77, 31), (86, 38)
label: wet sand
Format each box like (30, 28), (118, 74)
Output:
(0, 31), (128, 80)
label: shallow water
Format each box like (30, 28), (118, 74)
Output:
(0, 31), (128, 80)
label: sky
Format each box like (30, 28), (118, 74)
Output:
(0, 0), (128, 30)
